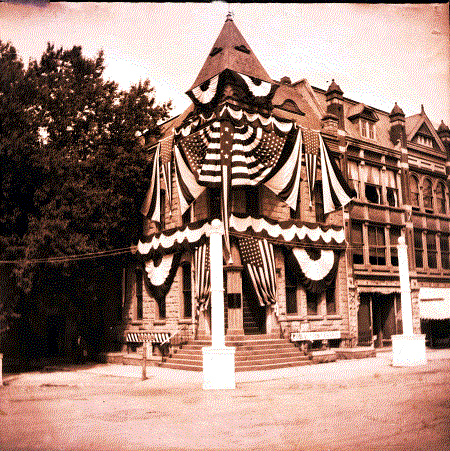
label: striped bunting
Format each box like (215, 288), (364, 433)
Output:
(238, 236), (277, 307)
(174, 144), (205, 215)
(160, 135), (173, 212)
(263, 127), (302, 210)
(303, 128), (319, 208)
(126, 332), (171, 343)
(319, 135), (356, 214)
(194, 242), (211, 311)
(176, 121), (289, 187)
(140, 144), (161, 222)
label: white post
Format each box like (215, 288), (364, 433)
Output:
(391, 236), (426, 366)
(209, 219), (226, 348)
(202, 219), (235, 389)
(398, 236), (414, 335)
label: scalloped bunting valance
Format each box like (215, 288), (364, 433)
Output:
(137, 215), (345, 258)
(186, 70), (278, 108)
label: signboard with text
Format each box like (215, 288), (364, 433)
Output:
(291, 330), (341, 341)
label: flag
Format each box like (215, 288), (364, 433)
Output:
(194, 242), (211, 311)
(140, 144), (161, 222)
(173, 144), (206, 215)
(160, 134), (173, 213)
(303, 128), (319, 208)
(238, 236), (277, 306)
(263, 127), (302, 210)
(319, 135), (356, 214)
(176, 121), (290, 187)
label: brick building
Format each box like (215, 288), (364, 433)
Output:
(121, 14), (450, 368)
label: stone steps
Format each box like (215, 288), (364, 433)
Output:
(158, 334), (312, 372)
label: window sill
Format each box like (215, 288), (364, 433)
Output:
(178, 319), (192, 324)
(131, 321), (144, 326)
(325, 315), (342, 320)
(306, 315), (324, 321)
(154, 320), (166, 326)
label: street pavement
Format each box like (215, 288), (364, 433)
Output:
(1, 347), (449, 451)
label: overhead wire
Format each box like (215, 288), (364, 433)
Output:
(0, 245), (137, 265)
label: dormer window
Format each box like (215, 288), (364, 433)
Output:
(348, 103), (378, 140)
(416, 135), (433, 147)
(360, 118), (376, 140)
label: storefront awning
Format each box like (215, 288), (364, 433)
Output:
(419, 288), (450, 320)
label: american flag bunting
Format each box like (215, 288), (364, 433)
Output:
(238, 235), (277, 306)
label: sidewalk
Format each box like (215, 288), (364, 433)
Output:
(78, 346), (450, 386)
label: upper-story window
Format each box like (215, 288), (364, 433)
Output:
(410, 175), (420, 209)
(208, 187), (221, 220)
(385, 169), (398, 207)
(314, 181), (325, 223)
(360, 118), (376, 140)
(159, 190), (166, 230)
(440, 234), (450, 270)
(423, 179), (433, 211)
(416, 135), (433, 147)
(436, 182), (446, 214)
(368, 225), (386, 266)
(351, 221), (364, 265)
(347, 160), (360, 198)
(414, 230), (423, 268)
(362, 165), (381, 204)
(426, 232), (438, 269)
(245, 186), (260, 217)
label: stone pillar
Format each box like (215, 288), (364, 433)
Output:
(202, 219), (236, 389)
(391, 237), (426, 366)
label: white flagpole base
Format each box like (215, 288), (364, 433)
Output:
(202, 347), (236, 390)
(391, 334), (427, 367)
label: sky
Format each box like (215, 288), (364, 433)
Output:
(0, 2), (449, 127)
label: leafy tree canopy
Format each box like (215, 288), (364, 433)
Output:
(0, 41), (172, 340)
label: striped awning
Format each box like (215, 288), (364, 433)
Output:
(126, 332), (171, 343)
(419, 288), (450, 320)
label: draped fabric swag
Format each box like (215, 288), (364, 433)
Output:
(143, 252), (182, 302)
(287, 247), (340, 294)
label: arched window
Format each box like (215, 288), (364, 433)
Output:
(436, 182), (446, 214)
(410, 175), (420, 208)
(423, 179), (433, 211)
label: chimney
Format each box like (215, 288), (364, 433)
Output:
(389, 102), (406, 147)
(325, 79), (344, 130)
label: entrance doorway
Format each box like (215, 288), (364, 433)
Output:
(242, 270), (266, 335)
(358, 292), (401, 347)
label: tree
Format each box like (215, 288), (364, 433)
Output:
(0, 42), (171, 356)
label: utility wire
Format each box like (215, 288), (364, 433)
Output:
(0, 246), (137, 265)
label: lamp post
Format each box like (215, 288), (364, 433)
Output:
(391, 236), (426, 366)
(202, 219), (236, 389)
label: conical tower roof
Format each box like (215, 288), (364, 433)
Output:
(189, 13), (272, 91)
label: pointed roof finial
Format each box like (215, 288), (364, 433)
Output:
(226, 4), (234, 22)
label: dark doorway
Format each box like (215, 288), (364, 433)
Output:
(358, 292), (400, 347)
(357, 295), (372, 346)
(242, 270), (266, 335)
